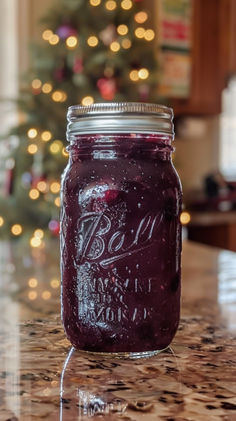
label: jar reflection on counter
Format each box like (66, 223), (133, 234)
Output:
(60, 103), (182, 356)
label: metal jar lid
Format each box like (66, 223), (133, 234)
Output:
(67, 102), (174, 137)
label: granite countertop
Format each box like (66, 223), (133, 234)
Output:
(0, 240), (236, 420)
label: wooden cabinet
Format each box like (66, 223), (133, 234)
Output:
(188, 211), (236, 252)
(171, 0), (236, 116)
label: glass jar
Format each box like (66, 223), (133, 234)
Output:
(60, 103), (182, 358)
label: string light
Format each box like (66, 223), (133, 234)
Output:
(49, 34), (59, 45)
(66, 36), (78, 48)
(117, 24), (128, 35)
(42, 29), (53, 41)
(27, 128), (38, 139)
(54, 197), (60, 207)
(11, 224), (23, 236)
(121, 0), (132, 10)
(34, 229), (44, 239)
(135, 27), (145, 38)
(105, 0), (117, 10)
(28, 278), (38, 288)
(41, 131), (52, 142)
(0, 216), (4, 227)
(50, 279), (60, 288)
(50, 182), (60, 194)
(110, 41), (120, 52)
(37, 181), (47, 193)
(87, 36), (99, 47)
(144, 29), (155, 41)
(138, 68), (149, 80)
(129, 70), (139, 81)
(29, 189), (40, 200)
(180, 211), (191, 225)
(90, 0), (101, 5)
(30, 237), (41, 247)
(81, 96), (94, 106)
(134, 11), (148, 24)
(42, 83), (53, 94)
(50, 141), (62, 154)
(62, 147), (69, 157)
(27, 144), (38, 154)
(32, 79), (42, 90)
(28, 291), (37, 300)
(42, 291), (51, 300)
(122, 38), (132, 49)
(51, 90), (67, 102)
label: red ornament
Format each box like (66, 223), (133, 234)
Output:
(48, 219), (60, 236)
(54, 67), (66, 82)
(73, 57), (83, 73)
(97, 78), (117, 100)
(138, 84), (150, 101)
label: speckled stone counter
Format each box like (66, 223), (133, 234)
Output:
(0, 240), (236, 420)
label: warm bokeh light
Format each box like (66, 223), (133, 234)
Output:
(27, 128), (38, 139)
(62, 147), (69, 157)
(129, 69), (139, 81)
(51, 90), (67, 102)
(34, 229), (44, 239)
(144, 29), (155, 41)
(42, 29), (53, 41)
(49, 34), (60, 45)
(121, 0), (132, 10)
(138, 68), (149, 80)
(122, 38), (132, 49)
(50, 182), (60, 194)
(105, 0), (117, 11)
(27, 144), (38, 154)
(110, 41), (120, 52)
(50, 142), (60, 154)
(66, 36), (78, 48)
(11, 224), (23, 236)
(54, 197), (60, 207)
(29, 189), (40, 200)
(42, 83), (53, 94)
(28, 291), (37, 300)
(50, 279), (60, 288)
(87, 36), (99, 47)
(81, 96), (94, 106)
(135, 27), (145, 38)
(180, 211), (191, 225)
(37, 181), (47, 193)
(41, 131), (52, 142)
(90, 0), (101, 5)
(0, 216), (4, 227)
(42, 290), (51, 300)
(32, 79), (42, 90)
(28, 278), (38, 288)
(117, 24), (128, 35)
(134, 11), (148, 24)
(30, 237), (41, 248)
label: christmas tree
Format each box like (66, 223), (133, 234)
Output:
(0, 0), (159, 243)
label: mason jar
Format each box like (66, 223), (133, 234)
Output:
(60, 102), (182, 358)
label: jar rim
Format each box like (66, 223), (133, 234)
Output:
(67, 102), (174, 136)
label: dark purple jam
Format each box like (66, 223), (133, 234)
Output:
(60, 133), (182, 353)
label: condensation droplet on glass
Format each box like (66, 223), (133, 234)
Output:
(136, 264), (139, 269)
(138, 203), (141, 208)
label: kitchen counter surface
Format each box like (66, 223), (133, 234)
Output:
(0, 240), (236, 420)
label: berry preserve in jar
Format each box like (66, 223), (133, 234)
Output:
(60, 103), (182, 358)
